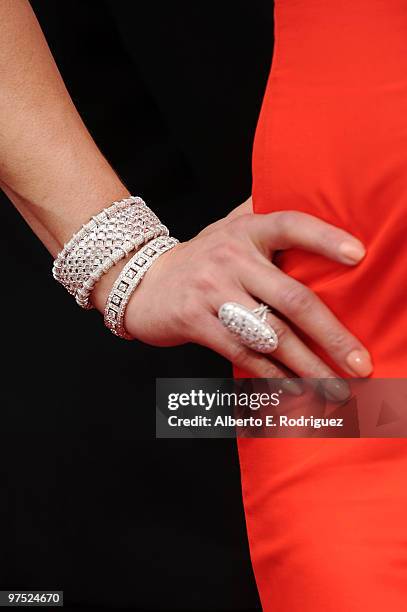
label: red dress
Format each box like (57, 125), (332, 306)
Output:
(237, 1), (407, 610)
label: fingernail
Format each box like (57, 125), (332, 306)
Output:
(322, 378), (351, 402)
(339, 240), (366, 264)
(346, 349), (373, 377)
(281, 378), (303, 396)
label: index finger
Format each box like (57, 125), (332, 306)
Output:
(245, 210), (366, 265)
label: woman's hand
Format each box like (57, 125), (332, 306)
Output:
(95, 200), (372, 382)
(0, 1), (371, 383)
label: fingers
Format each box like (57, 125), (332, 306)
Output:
(242, 210), (366, 265)
(210, 290), (346, 381)
(264, 309), (339, 376)
(198, 314), (288, 379)
(190, 289), (287, 379)
(126, 207), (371, 386)
(197, 287), (345, 383)
(200, 310), (350, 401)
(241, 260), (373, 377)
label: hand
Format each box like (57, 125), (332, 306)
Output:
(95, 199), (372, 382)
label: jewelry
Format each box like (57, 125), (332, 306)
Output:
(75, 221), (168, 309)
(218, 302), (278, 353)
(104, 235), (179, 339)
(53, 196), (168, 309)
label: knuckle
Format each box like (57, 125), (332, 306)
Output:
(272, 210), (299, 232)
(259, 360), (282, 378)
(324, 329), (350, 354)
(209, 239), (241, 265)
(177, 296), (203, 328)
(280, 284), (313, 316)
(271, 319), (289, 343)
(193, 268), (217, 293)
(231, 212), (254, 231)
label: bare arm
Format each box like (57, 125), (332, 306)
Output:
(0, 0), (372, 381)
(0, 0), (129, 256)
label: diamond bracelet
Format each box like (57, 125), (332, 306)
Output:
(52, 196), (168, 309)
(104, 235), (179, 339)
(75, 222), (168, 309)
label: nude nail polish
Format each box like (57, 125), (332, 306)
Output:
(339, 241), (366, 264)
(346, 350), (373, 377)
(322, 378), (351, 402)
(281, 378), (303, 396)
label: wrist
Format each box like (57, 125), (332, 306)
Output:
(1, 170), (130, 257)
(50, 193), (177, 337)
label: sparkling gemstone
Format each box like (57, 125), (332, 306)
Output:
(118, 281), (129, 293)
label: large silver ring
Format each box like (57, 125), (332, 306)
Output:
(218, 302), (278, 354)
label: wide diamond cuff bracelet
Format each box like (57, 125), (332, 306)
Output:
(52, 196), (169, 310)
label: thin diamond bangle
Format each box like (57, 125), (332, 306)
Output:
(104, 235), (179, 339)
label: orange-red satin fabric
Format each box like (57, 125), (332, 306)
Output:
(236, 2), (407, 610)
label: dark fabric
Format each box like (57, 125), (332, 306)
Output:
(0, 1), (272, 609)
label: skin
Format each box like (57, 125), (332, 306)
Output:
(0, 0), (373, 384)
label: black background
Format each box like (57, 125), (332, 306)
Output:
(0, 2), (273, 609)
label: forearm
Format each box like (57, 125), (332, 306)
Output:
(0, 0), (129, 257)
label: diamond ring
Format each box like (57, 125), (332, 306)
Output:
(218, 302), (278, 354)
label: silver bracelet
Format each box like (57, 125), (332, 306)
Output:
(75, 222), (169, 309)
(52, 196), (168, 309)
(104, 235), (179, 339)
